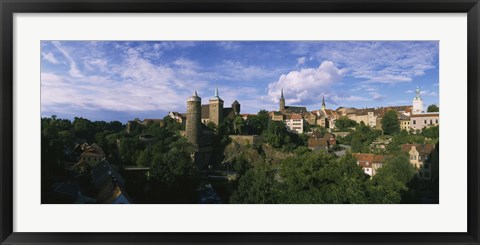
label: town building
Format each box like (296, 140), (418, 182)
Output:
(410, 113), (439, 132)
(269, 111), (284, 121)
(279, 89), (307, 114)
(307, 131), (336, 151)
(168, 111), (186, 125)
(398, 112), (411, 131)
(200, 88), (240, 125)
(285, 114), (304, 133)
(402, 144), (435, 179)
(353, 153), (387, 177)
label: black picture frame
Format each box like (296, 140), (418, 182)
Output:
(1, 0), (479, 244)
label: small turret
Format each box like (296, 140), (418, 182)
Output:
(232, 100), (240, 115)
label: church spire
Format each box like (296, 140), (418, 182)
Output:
(281, 88), (284, 99)
(321, 96), (326, 110)
(215, 87), (219, 97)
(194, 90), (198, 97)
(415, 85), (421, 99)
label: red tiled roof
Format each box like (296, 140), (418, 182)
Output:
(353, 153), (386, 164)
(290, 114), (303, 120)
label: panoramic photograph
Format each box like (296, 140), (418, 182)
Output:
(41, 41), (439, 204)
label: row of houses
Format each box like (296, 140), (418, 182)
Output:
(353, 143), (437, 180)
(52, 143), (131, 204)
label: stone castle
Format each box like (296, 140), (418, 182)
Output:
(186, 89), (241, 168)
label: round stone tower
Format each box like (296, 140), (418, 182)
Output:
(232, 100), (240, 116)
(186, 90), (201, 145)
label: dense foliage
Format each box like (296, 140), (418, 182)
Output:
(427, 104), (439, 112)
(230, 151), (418, 204)
(381, 110), (400, 135)
(41, 115), (199, 203)
(334, 116), (357, 131)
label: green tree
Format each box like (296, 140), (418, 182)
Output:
(335, 116), (357, 130)
(422, 125), (439, 139)
(233, 116), (246, 135)
(381, 110), (400, 135)
(230, 163), (279, 204)
(276, 152), (368, 204)
(367, 154), (416, 203)
(427, 104), (439, 112)
(262, 120), (289, 148)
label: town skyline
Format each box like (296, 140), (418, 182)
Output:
(41, 41), (439, 123)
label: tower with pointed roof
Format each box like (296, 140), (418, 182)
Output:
(412, 86), (424, 114)
(209, 87), (224, 126)
(279, 89), (285, 112)
(321, 96), (326, 111)
(232, 100), (240, 116)
(186, 90), (201, 145)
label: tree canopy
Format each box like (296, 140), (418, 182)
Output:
(381, 110), (400, 135)
(427, 104), (439, 112)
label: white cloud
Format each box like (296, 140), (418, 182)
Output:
(217, 41), (240, 50)
(51, 41), (84, 78)
(41, 52), (60, 64)
(267, 61), (345, 105)
(308, 42), (438, 84)
(296, 56), (306, 67)
(41, 47), (215, 115)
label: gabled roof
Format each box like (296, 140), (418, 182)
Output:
(397, 113), (410, 120)
(353, 153), (386, 164)
(91, 162), (125, 190)
(401, 144), (435, 156)
(286, 114), (303, 120)
(284, 106), (307, 114)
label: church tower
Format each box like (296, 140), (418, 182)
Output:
(186, 90), (201, 146)
(232, 100), (240, 116)
(279, 89), (285, 112)
(412, 86), (424, 114)
(209, 87), (224, 126)
(321, 96), (326, 110)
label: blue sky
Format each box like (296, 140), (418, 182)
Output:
(41, 41), (439, 123)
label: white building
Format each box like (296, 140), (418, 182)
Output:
(412, 86), (424, 114)
(285, 114), (304, 134)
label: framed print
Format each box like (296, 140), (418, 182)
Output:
(1, 0), (479, 244)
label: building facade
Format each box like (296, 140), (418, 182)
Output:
(410, 113), (439, 131)
(285, 114), (304, 133)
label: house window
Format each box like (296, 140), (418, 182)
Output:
(413, 120), (416, 125)
(418, 156), (421, 160)
(430, 119), (433, 124)
(424, 120), (427, 124)
(436, 119), (438, 124)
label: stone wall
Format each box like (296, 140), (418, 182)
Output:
(230, 135), (259, 145)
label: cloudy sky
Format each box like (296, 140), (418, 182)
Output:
(41, 41), (439, 123)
